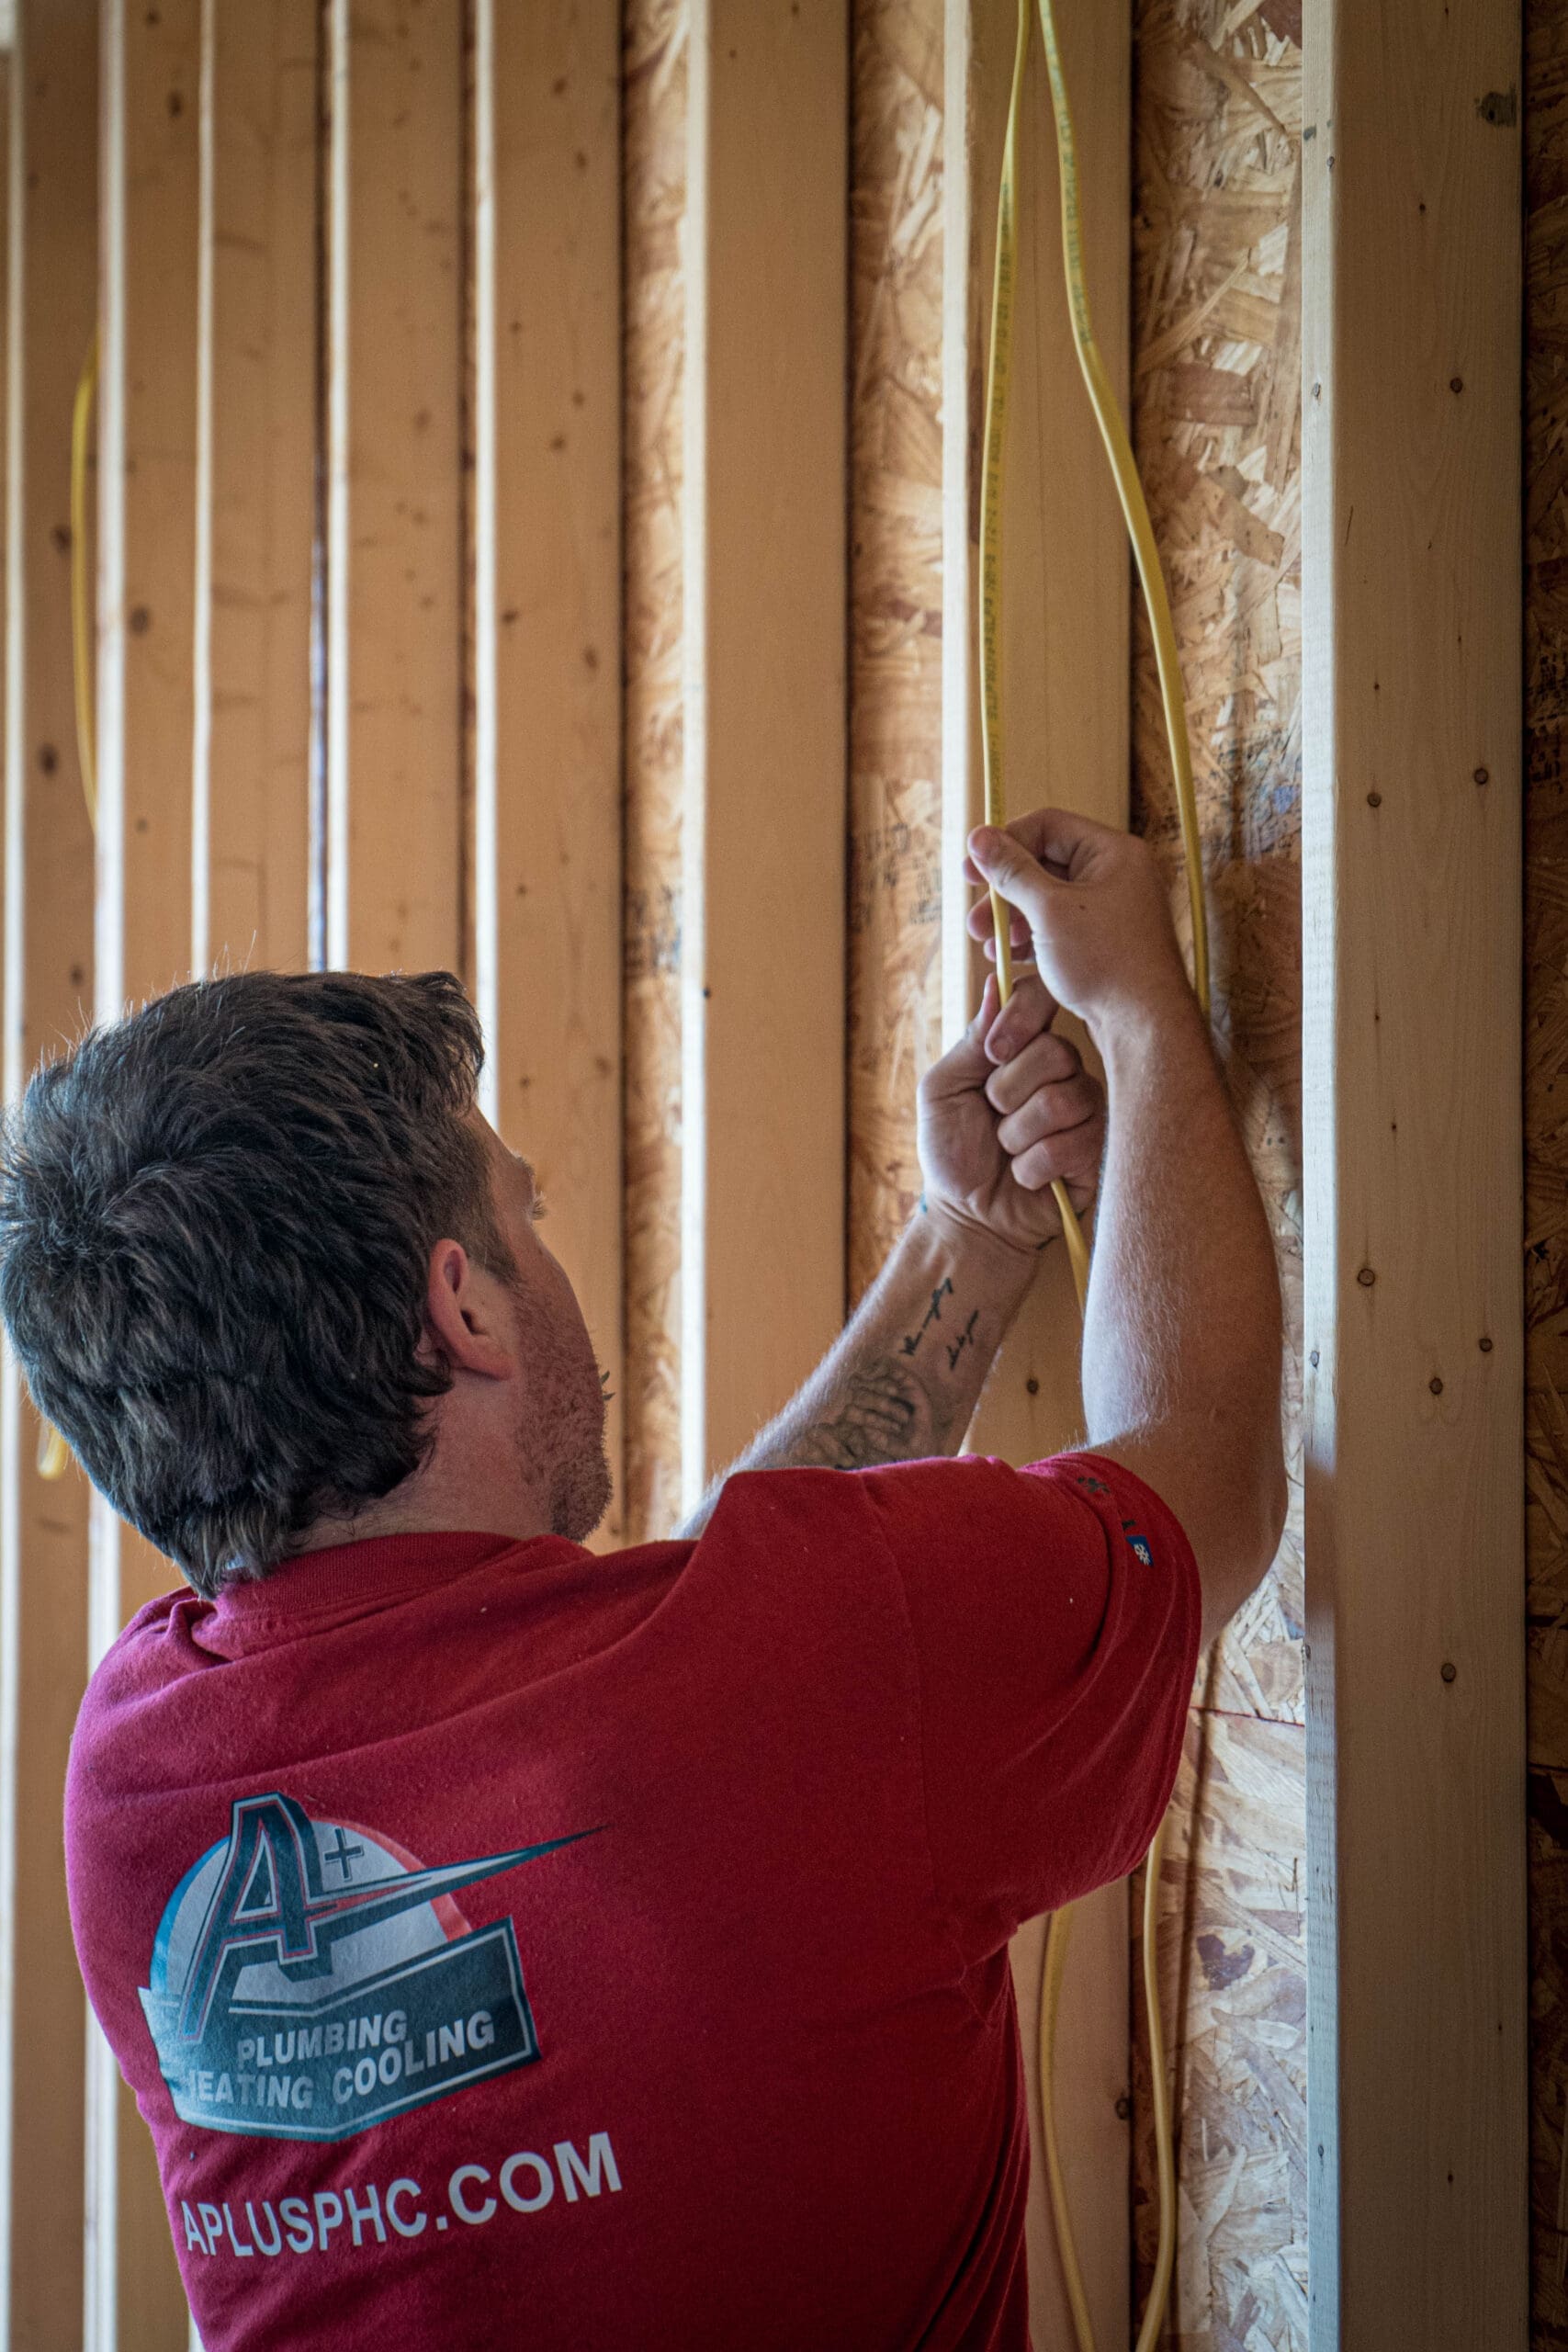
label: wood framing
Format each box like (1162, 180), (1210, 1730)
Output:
(1523, 7), (1568, 2333)
(0, 15), (92, 2342)
(193, 0), (317, 978)
(1302, 4), (1528, 2345)
(92, 1), (200, 2338)
(326, 0), (462, 978)
(679, 0), (848, 1502)
(472, 0), (624, 1537)
(942, 2), (1132, 2340)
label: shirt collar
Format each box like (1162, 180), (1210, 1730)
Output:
(207, 1529), (567, 1629)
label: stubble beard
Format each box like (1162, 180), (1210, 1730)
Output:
(510, 1285), (612, 1544)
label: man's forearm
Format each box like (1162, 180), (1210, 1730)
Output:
(1083, 986), (1285, 1636)
(676, 1205), (1042, 1537)
(1085, 990), (1280, 1454)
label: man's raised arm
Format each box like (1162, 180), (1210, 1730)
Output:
(967, 809), (1285, 1645)
(682, 799), (1286, 1660)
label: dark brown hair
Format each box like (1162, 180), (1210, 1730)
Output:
(0, 968), (512, 1598)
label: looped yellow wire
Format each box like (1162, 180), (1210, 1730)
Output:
(979, 3), (1211, 2346)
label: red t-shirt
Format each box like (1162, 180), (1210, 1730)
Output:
(65, 1451), (1198, 2351)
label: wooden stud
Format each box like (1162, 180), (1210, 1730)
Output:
(942, 1), (1132, 2341)
(92, 1), (200, 2338)
(1523, 6), (1568, 2327)
(326, 0), (463, 978)
(472, 0), (624, 1538)
(680, 0), (848, 1506)
(193, 0), (318, 978)
(1302, 4), (1527, 2344)
(0, 13), (92, 2341)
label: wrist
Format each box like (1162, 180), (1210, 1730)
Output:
(1090, 971), (1210, 1076)
(914, 1193), (1043, 1299)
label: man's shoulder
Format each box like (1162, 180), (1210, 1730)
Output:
(697, 1455), (1017, 1549)
(69, 1586), (197, 1792)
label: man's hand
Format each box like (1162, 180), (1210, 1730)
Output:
(964, 808), (1191, 1032)
(918, 968), (1105, 1257)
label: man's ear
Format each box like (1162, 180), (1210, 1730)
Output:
(423, 1238), (515, 1379)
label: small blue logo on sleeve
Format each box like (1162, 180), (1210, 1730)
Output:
(139, 1792), (594, 2143)
(1122, 1518), (1154, 1566)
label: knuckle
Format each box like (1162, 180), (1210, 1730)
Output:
(1038, 1080), (1080, 1132)
(997, 1105), (1033, 1157)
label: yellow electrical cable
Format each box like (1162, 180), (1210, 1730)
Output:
(979, 3), (1211, 2346)
(978, 0), (1029, 1021)
(1039, 1827), (1176, 2352)
(33, 333), (100, 1487)
(71, 329), (97, 831)
(1033, 1), (1209, 1026)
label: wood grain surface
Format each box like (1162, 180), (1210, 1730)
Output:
(0, 18), (94, 2340)
(325, 0), (463, 978)
(193, 0), (316, 979)
(1303, 1), (1527, 2343)
(1524, 2), (1568, 2341)
(471, 0), (624, 1537)
(678, 0), (848, 1504)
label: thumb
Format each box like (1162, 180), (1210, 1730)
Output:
(968, 824), (1056, 924)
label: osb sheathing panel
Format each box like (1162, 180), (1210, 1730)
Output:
(848, 0), (946, 1306)
(1527, 4), (1568, 2340)
(1130, 1), (1304, 2342)
(1138, 1710), (1308, 2346)
(623, 0), (686, 1542)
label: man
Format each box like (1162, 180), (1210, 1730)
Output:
(1, 808), (1283, 2350)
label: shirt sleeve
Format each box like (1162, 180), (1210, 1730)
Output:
(857, 1448), (1201, 1965)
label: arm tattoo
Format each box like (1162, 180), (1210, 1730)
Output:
(945, 1307), (981, 1372)
(795, 1361), (950, 1472)
(899, 1277), (953, 1359)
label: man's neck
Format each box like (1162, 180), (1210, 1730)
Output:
(297, 1466), (553, 1555)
